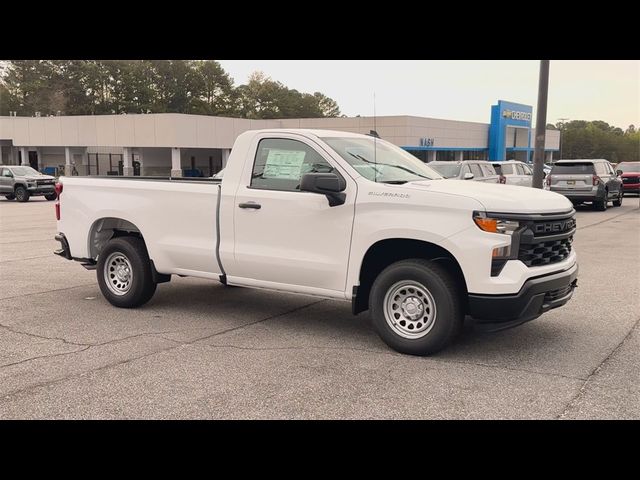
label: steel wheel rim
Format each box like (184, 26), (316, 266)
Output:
(383, 280), (437, 339)
(104, 252), (133, 296)
(16, 189), (25, 200)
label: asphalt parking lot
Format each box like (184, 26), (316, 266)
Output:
(0, 196), (638, 419)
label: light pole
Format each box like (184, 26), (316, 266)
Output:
(557, 117), (569, 160)
(532, 60), (550, 189)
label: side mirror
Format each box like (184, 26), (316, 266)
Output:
(616, 170), (623, 176)
(300, 173), (347, 207)
(463, 172), (474, 180)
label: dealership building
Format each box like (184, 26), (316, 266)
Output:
(0, 100), (559, 177)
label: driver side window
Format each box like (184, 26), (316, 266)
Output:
(250, 138), (335, 192)
(1, 169), (12, 177)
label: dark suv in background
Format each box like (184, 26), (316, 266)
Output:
(546, 159), (623, 211)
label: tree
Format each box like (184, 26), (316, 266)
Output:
(1, 61), (342, 120)
(559, 120), (639, 162)
(190, 60), (236, 116)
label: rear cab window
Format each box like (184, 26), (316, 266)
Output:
(551, 163), (595, 174)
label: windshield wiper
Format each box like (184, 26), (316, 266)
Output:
(347, 151), (431, 180)
(382, 180), (408, 184)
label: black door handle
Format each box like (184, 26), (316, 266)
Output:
(238, 202), (261, 209)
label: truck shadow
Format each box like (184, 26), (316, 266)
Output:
(147, 280), (569, 361)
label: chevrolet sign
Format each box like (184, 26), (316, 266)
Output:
(502, 110), (532, 121)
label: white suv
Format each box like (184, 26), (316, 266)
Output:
(491, 161), (533, 187)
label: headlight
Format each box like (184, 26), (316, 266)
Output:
(27, 182), (36, 188)
(473, 212), (520, 235)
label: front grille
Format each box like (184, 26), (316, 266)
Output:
(623, 176), (639, 183)
(36, 180), (54, 185)
(519, 236), (573, 267)
(544, 283), (573, 303)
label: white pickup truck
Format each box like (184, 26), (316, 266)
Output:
(54, 129), (578, 355)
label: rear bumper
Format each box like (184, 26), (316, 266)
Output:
(468, 263), (578, 332)
(54, 233), (72, 260)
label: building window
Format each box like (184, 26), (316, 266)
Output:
(407, 150), (427, 162)
(436, 151), (456, 162)
(463, 150), (488, 160)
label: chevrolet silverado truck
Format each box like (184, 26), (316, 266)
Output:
(1, 165), (57, 202)
(53, 129), (578, 355)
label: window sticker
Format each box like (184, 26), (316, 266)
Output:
(263, 149), (307, 179)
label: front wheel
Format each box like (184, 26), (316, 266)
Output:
(369, 259), (463, 356)
(97, 236), (157, 308)
(45, 193), (57, 201)
(612, 189), (623, 207)
(15, 186), (30, 202)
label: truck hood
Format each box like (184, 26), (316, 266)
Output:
(404, 179), (573, 214)
(20, 175), (56, 181)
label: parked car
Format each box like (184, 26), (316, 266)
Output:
(0, 165), (57, 202)
(428, 161), (502, 183)
(614, 162), (640, 194)
(491, 161), (533, 187)
(547, 159), (623, 210)
(54, 129), (578, 356)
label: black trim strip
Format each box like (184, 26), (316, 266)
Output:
(483, 208), (575, 221)
(78, 175), (221, 184)
(215, 184), (226, 278)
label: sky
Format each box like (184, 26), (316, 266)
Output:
(218, 60), (640, 128)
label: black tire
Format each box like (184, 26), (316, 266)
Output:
(612, 189), (623, 207)
(45, 193), (57, 201)
(96, 236), (157, 308)
(4, 194), (15, 201)
(594, 194), (607, 211)
(369, 259), (464, 356)
(15, 186), (30, 202)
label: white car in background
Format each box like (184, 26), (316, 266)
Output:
(491, 161), (533, 187)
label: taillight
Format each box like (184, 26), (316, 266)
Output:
(499, 175), (506, 184)
(55, 182), (62, 220)
(592, 175), (600, 186)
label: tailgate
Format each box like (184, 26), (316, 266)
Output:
(550, 173), (593, 190)
(549, 163), (595, 191)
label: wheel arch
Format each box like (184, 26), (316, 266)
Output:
(353, 238), (468, 315)
(88, 217), (144, 260)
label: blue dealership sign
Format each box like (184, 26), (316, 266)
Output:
(489, 100), (532, 160)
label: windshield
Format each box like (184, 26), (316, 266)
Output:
(9, 166), (41, 176)
(616, 163), (640, 173)
(321, 136), (442, 183)
(429, 163), (461, 179)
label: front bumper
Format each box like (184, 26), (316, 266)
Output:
(622, 183), (640, 192)
(27, 185), (55, 195)
(468, 263), (578, 332)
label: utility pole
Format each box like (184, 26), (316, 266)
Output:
(532, 60), (550, 189)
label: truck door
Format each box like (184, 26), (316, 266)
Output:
(232, 134), (355, 294)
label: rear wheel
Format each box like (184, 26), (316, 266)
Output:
(97, 236), (157, 308)
(45, 193), (57, 201)
(594, 194), (607, 211)
(613, 189), (623, 207)
(4, 194), (15, 201)
(15, 186), (30, 202)
(369, 259), (463, 356)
